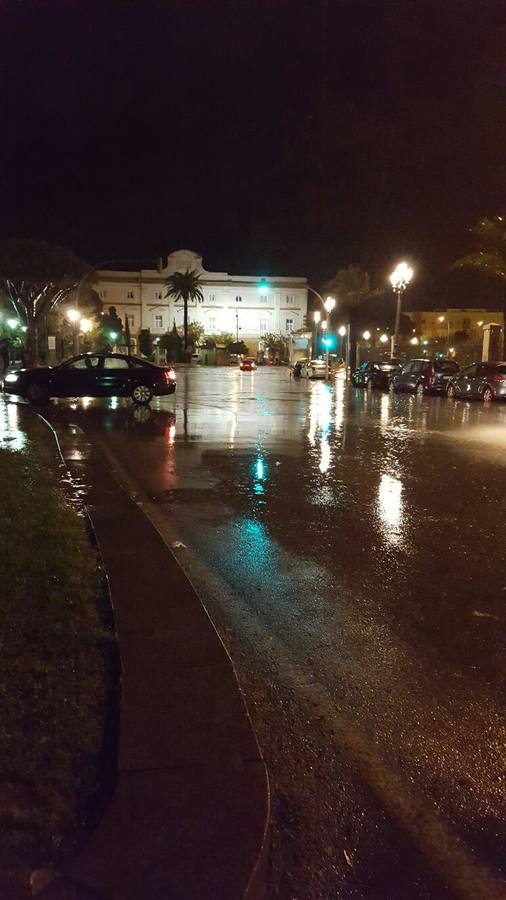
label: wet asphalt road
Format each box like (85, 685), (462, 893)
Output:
(3, 368), (506, 899)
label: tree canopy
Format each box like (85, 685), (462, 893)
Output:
(0, 239), (90, 364)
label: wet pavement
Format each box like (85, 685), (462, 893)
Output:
(3, 368), (506, 899)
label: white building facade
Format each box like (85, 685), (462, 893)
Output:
(95, 249), (308, 352)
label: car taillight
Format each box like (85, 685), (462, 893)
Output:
(164, 368), (176, 381)
(491, 373), (504, 382)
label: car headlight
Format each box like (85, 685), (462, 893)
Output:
(5, 373), (19, 383)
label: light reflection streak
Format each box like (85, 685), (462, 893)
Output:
(377, 473), (403, 541)
(1, 402), (27, 451)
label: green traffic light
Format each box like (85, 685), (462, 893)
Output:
(257, 279), (270, 296)
(109, 331), (118, 341)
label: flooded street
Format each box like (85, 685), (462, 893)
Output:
(5, 367), (506, 899)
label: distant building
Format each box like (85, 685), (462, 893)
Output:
(95, 249), (308, 352)
(408, 308), (504, 341)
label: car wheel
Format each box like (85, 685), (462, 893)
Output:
(447, 383), (456, 399)
(25, 382), (48, 403)
(131, 383), (153, 404)
(416, 381), (425, 396)
(482, 385), (494, 403)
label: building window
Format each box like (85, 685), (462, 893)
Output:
(259, 296), (268, 304)
(99, 289), (107, 298)
(208, 317), (216, 332)
(286, 295), (295, 304)
(286, 318), (294, 333)
(235, 295), (242, 302)
(154, 314), (163, 329)
(208, 294), (216, 303)
(126, 313), (135, 328)
(463, 317), (471, 329)
(126, 290), (134, 299)
(153, 290), (163, 300)
(259, 318), (267, 335)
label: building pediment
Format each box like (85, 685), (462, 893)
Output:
(165, 249), (203, 275)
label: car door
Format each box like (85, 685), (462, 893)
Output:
(396, 361), (413, 389)
(473, 363), (493, 397)
(95, 355), (132, 396)
(454, 364), (477, 396)
(52, 355), (101, 397)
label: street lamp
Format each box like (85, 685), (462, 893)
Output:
(438, 314), (451, 351)
(321, 321), (333, 379)
(313, 310), (321, 358)
(410, 336), (419, 345)
(6, 318), (19, 330)
(362, 330), (371, 341)
(389, 261), (413, 358)
(324, 296), (336, 315)
(80, 318), (92, 334)
(66, 308), (81, 355)
(380, 333), (388, 344)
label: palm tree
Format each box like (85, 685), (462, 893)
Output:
(164, 269), (204, 351)
(453, 216), (506, 355)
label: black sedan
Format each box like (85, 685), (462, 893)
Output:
(351, 360), (402, 390)
(3, 353), (176, 404)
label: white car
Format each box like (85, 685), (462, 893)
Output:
(299, 359), (327, 379)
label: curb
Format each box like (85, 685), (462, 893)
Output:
(32, 409), (270, 900)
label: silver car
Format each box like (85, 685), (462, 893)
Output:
(447, 362), (506, 402)
(300, 359), (327, 379)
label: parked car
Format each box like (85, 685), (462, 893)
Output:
(3, 353), (176, 404)
(351, 359), (402, 390)
(392, 358), (459, 395)
(446, 361), (506, 402)
(239, 358), (257, 371)
(298, 359), (327, 379)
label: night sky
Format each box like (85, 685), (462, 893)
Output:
(2, 0), (504, 292)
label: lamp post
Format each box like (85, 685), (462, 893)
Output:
(389, 262), (413, 358)
(438, 315), (450, 353)
(313, 310), (321, 359)
(66, 308), (81, 355)
(80, 317), (92, 353)
(321, 320), (331, 379)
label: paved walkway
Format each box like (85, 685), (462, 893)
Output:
(14, 406), (270, 900)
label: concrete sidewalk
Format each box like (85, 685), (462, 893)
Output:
(18, 407), (270, 900)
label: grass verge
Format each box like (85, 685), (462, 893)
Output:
(0, 444), (115, 886)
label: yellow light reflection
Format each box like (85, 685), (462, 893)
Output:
(377, 473), (403, 541)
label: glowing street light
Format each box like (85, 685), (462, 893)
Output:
(80, 318), (92, 334)
(389, 261), (413, 358)
(66, 308), (81, 355)
(362, 330), (371, 341)
(380, 333), (388, 344)
(338, 325), (346, 337)
(324, 296), (336, 314)
(410, 336), (419, 345)
(313, 310), (321, 324)
(321, 320), (328, 330)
